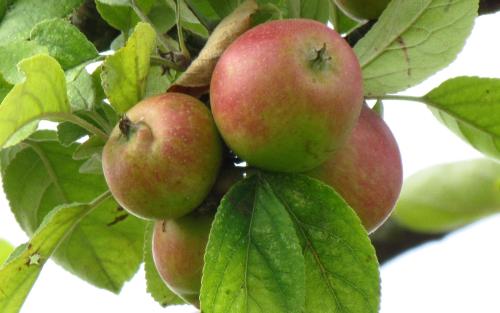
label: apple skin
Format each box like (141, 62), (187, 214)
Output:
(210, 19), (363, 173)
(308, 105), (403, 233)
(334, 0), (391, 20)
(152, 166), (244, 307)
(102, 92), (222, 220)
(152, 210), (213, 308)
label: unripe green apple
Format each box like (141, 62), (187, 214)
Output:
(211, 19), (363, 173)
(308, 105), (403, 233)
(334, 0), (391, 20)
(102, 92), (222, 220)
(152, 166), (244, 307)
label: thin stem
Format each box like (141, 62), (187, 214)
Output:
(368, 94), (424, 103)
(175, 0), (191, 61)
(130, 0), (178, 52)
(150, 55), (185, 71)
(89, 190), (112, 208)
(56, 113), (109, 142)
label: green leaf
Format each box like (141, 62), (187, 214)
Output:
(110, 32), (126, 50)
(0, 54), (70, 149)
(144, 222), (184, 307)
(3, 121), (39, 148)
(66, 66), (110, 116)
(301, 0), (329, 23)
(78, 153), (103, 174)
(288, 0), (300, 18)
(164, 0), (209, 37)
(0, 193), (110, 313)
(201, 174), (305, 313)
(0, 0), (84, 45)
(95, 1), (138, 31)
(53, 198), (145, 292)
(329, 2), (361, 35)
(30, 18), (98, 70)
(57, 122), (87, 146)
(94, 99), (120, 130)
(73, 136), (104, 160)
(0, 73), (12, 101)
(3, 132), (105, 234)
(147, 0), (177, 33)
(66, 64), (104, 111)
(258, 0), (291, 18)
(0, 0), (7, 21)
(146, 0), (209, 39)
(251, 0), (308, 23)
(354, 0), (478, 97)
(2, 133), (145, 292)
(144, 65), (173, 97)
(0, 144), (24, 175)
(101, 22), (156, 113)
(264, 174), (380, 313)
(0, 239), (13, 265)
(0, 41), (48, 84)
(423, 77), (500, 160)
(98, 0), (132, 4)
(95, 0), (155, 31)
(394, 159), (500, 233)
(372, 99), (384, 117)
(184, 0), (220, 28)
(207, 0), (241, 18)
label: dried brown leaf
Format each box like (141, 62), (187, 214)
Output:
(170, 0), (258, 90)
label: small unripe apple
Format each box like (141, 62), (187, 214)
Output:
(152, 166), (244, 307)
(152, 210), (213, 308)
(308, 105), (403, 233)
(334, 0), (391, 21)
(102, 93), (222, 220)
(211, 19), (363, 173)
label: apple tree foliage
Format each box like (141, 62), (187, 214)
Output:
(0, 0), (498, 312)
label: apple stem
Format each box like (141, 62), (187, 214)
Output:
(311, 43), (332, 70)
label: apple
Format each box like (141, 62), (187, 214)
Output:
(308, 105), (403, 233)
(210, 19), (363, 173)
(152, 165), (244, 307)
(102, 92), (222, 220)
(334, 0), (391, 21)
(152, 210), (213, 308)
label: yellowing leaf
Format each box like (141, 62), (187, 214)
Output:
(172, 0), (258, 89)
(101, 22), (156, 113)
(0, 54), (70, 149)
(0, 193), (110, 313)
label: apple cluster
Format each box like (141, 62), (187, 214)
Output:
(102, 19), (402, 308)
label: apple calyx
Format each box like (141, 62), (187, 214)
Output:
(118, 115), (136, 140)
(310, 43), (332, 71)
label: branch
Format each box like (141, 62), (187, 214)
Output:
(371, 220), (446, 264)
(479, 0), (500, 15)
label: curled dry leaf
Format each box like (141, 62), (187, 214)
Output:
(169, 0), (258, 95)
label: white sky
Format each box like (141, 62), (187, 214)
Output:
(0, 11), (499, 313)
